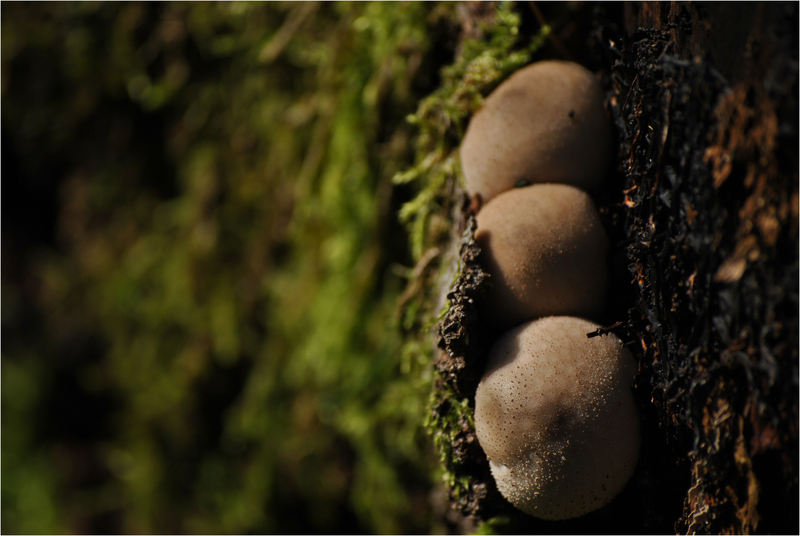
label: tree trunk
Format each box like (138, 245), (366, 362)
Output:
(432, 3), (798, 533)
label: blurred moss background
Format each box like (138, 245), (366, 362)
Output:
(1, 2), (468, 533)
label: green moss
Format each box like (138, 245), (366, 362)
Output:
(474, 515), (514, 534)
(2, 2), (445, 533)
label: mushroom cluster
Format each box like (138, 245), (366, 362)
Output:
(461, 60), (639, 520)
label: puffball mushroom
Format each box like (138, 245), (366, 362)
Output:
(474, 316), (640, 520)
(460, 60), (612, 203)
(475, 183), (608, 330)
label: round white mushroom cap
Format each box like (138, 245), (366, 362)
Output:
(475, 183), (608, 331)
(474, 316), (640, 520)
(460, 60), (612, 203)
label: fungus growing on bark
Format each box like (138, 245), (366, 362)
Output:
(474, 316), (640, 520)
(475, 183), (608, 331)
(460, 60), (612, 203)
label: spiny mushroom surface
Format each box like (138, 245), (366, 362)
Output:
(474, 316), (640, 520)
(475, 183), (608, 331)
(460, 60), (612, 203)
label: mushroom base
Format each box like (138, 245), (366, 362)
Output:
(488, 386), (640, 520)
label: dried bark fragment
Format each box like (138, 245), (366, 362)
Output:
(607, 3), (798, 533)
(436, 210), (492, 399)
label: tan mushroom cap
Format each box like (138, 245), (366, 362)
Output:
(460, 60), (612, 203)
(474, 316), (640, 520)
(475, 183), (608, 330)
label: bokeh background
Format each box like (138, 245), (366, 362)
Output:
(2, 3), (465, 533)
